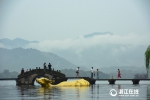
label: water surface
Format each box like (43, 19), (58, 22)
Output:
(0, 80), (150, 100)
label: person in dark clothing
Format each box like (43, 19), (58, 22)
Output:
(96, 69), (99, 79)
(20, 68), (24, 74)
(48, 63), (52, 71)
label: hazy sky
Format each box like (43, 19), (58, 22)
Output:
(0, 0), (150, 41)
(0, 0), (150, 68)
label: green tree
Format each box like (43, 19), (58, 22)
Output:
(145, 45), (150, 75)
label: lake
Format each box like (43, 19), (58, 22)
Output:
(0, 79), (150, 100)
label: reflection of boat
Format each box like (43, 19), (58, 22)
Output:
(134, 74), (149, 79)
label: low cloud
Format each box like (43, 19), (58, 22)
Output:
(25, 33), (150, 53)
(13, 32), (150, 67)
(0, 43), (4, 48)
(0, 43), (12, 49)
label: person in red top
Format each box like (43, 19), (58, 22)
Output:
(118, 69), (121, 78)
(20, 68), (24, 74)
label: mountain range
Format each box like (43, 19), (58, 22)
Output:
(0, 38), (39, 48)
(83, 32), (113, 38)
(0, 32), (148, 74)
(0, 48), (78, 72)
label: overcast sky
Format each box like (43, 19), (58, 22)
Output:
(0, 0), (150, 69)
(0, 0), (150, 41)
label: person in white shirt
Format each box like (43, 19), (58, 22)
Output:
(91, 67), (94, 78)
(76, 67), (80, 77)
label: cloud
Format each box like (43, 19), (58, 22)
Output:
(0, 43), (12, 49)
(0, 43), (4, 48)
(22, 32), (150, 67)
(25, 33), (150, 53)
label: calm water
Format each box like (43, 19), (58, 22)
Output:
(0, 80), (150, 100)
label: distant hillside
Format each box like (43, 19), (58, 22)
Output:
(0, 33), (147, 71)
(83, 32), (113, 38)
(100, 66), (147, 79)
(100, 66), (147, 74)
(0, 48), (77, 72)
(0, 38), (39, 48)
(61, 69), (110, 78)
(0, 69), (19, 78)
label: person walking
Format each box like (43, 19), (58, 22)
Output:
(96, 69), (99, 79)
(48, 63), (52, 71)
(43, 62), (46, 69)
(91, 67), (94, 78)
(118, 69), (121, 78)
(76, 67), (80, 77)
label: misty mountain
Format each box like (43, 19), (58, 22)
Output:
(100, 66), (147, 74)
(53, 44), (146, 69)
(0, 69), (19, 78)
(61, 69), (110, 78)
(100, 66), (147, 79)
(83, 32), (113, 38)
(0, 38), (39, 48)
(0, 32), (148, 73)
(0, 48), (78, 72)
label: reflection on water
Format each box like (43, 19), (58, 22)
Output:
(37, 86), (89, 99)
(148, 85), (150, 100)
(0, 81), (150, 100)
(16, 85), (90, 100)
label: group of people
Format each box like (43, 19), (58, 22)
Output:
(20, 62), (52, 75)
(20, 62), (121, 79)
(76, 67), (100, 79)
(20, 68), (30, 74)
(76, 67), (122, 79)
(91, 67), (100, 79)
(43, 62), (52, 71)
